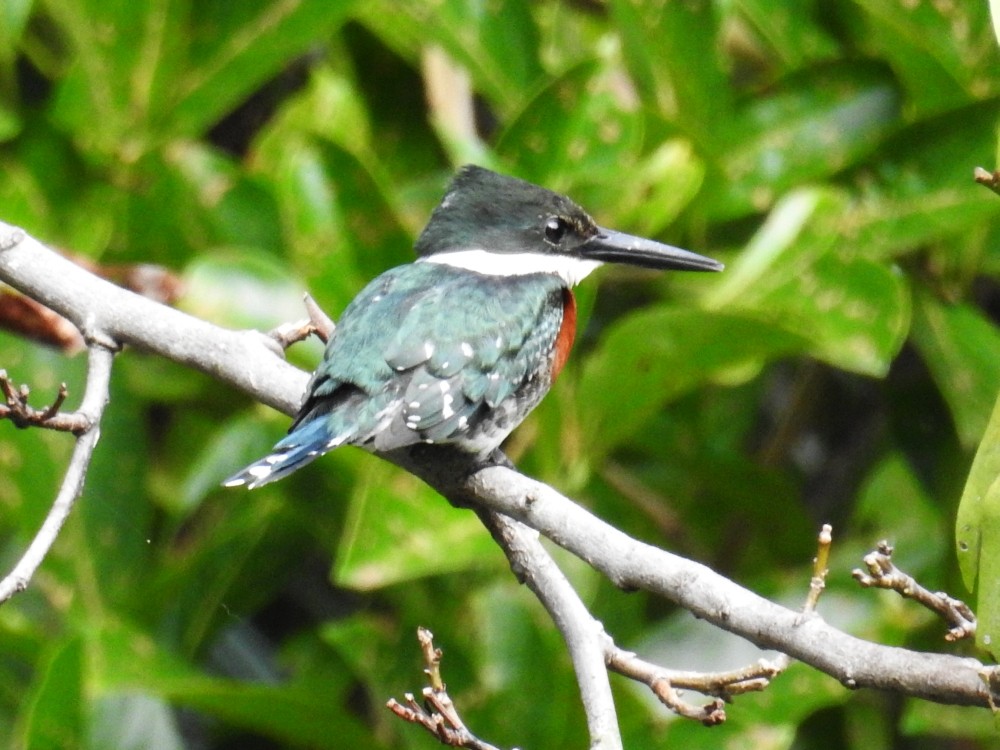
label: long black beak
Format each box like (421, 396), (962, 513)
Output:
(578, 227), (723, 272)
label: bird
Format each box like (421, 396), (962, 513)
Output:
(224, 165), (722, 489)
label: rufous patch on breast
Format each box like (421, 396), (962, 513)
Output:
(551, 287), (577, 380)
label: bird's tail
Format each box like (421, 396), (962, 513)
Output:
(223, 418), (345, 489)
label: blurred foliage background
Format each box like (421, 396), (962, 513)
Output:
(1, 1), (999, 748)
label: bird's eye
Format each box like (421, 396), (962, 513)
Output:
(544, 216), (570, 245)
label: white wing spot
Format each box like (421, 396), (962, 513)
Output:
(423, 341), (434, 358)
(439, 381), (450, 393)
(248, 465), (272, 479)
(461, 342), (474, 357)
(409, 400), (421, 409)
(457, 416), (469, 430)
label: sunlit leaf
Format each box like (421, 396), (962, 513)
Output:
(497, 60), (641, 185)
(357, 0), (543, 112)
(956, 393), (1000, 656)
(701, 63), (901, 220)
(709, 188), (910, 375)
(578, 309), (806, 457)
(911, 292), (1000, 448)
(853, 0), (998, 111)
(14, 637), (83, 749)
(334, 460), (501, 589)
(609, 0), (732, 150)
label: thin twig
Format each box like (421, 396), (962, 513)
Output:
(0, 343), (116, 603)
(304, 292), (335, 342)
(603, 524), (835, 723)
(974, 167), (1000, 197)
(267, 319), (317, 350)
(266, 294), (337, 350)
(387, 628), (507, 750)
(0, 371), (87, 433)
(852, 540), (976, 641)
(804, 523), (833, 615)
(604, 647), (726, 724)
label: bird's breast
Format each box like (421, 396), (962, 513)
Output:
(551, 287), (576, 380)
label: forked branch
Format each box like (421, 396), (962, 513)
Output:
(388, 628), (505, 750)
(852, 540), (977, 642)
(0, 343), (116, 603)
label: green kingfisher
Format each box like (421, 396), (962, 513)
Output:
(225, 165), (722, 489)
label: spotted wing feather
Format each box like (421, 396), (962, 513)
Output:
(375, 265), (568, 452)
(227, 263), (570, 485)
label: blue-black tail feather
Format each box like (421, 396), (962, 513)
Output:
(223, 418), (342, 489)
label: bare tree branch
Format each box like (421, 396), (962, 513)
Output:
(2, 220), (998, 731)
(974, 166), (1000, 197)
(475, 507), (623, 748)
(388, 627), (507, 750)
(853, 540), (977, 642)
(396, 453), (999, 709)
(0, 222), (308, 416)
(0, 343), (115, 603)
(0, 371), (83, 432)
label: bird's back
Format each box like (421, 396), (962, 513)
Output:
(226, 262), (569, 487)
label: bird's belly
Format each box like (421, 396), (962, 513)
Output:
(452, 373), (552, 457)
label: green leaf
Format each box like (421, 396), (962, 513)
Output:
(732, 0), (839, 71)
(855, 453), (945, 577)
(90, 620), (370, 749)
(911, 291), (1000, 448)
(179, 249), (314, 333)
(178, 412), (287, 515)
(578, 308), (806, 457)
(0, 103), (21, 142)
(334, 460), (501, 589)
(845, 100), (1000, 259)
(853, 0), (998, 112)
(175, 0), (358, 136)
(609, 0), (732, 150)
(468, 583), (588, 748)
(358, 0), (543, 112)
(0, 0), (33, 57)
(76, 369), (157, 606)
(497, 60), (642, 186)
(701, 63), (901, 220)
(579, 139), (705, 238)
(45, 0), (184, 153)
(708, 188), (910, 375)
(956, 392), (1000, 655)
(15, 637), (83, 750)
(993, 0), (1000, 47)
(45, 1), (356, 149)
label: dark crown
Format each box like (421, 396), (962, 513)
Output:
(414, 165), (598, 258)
